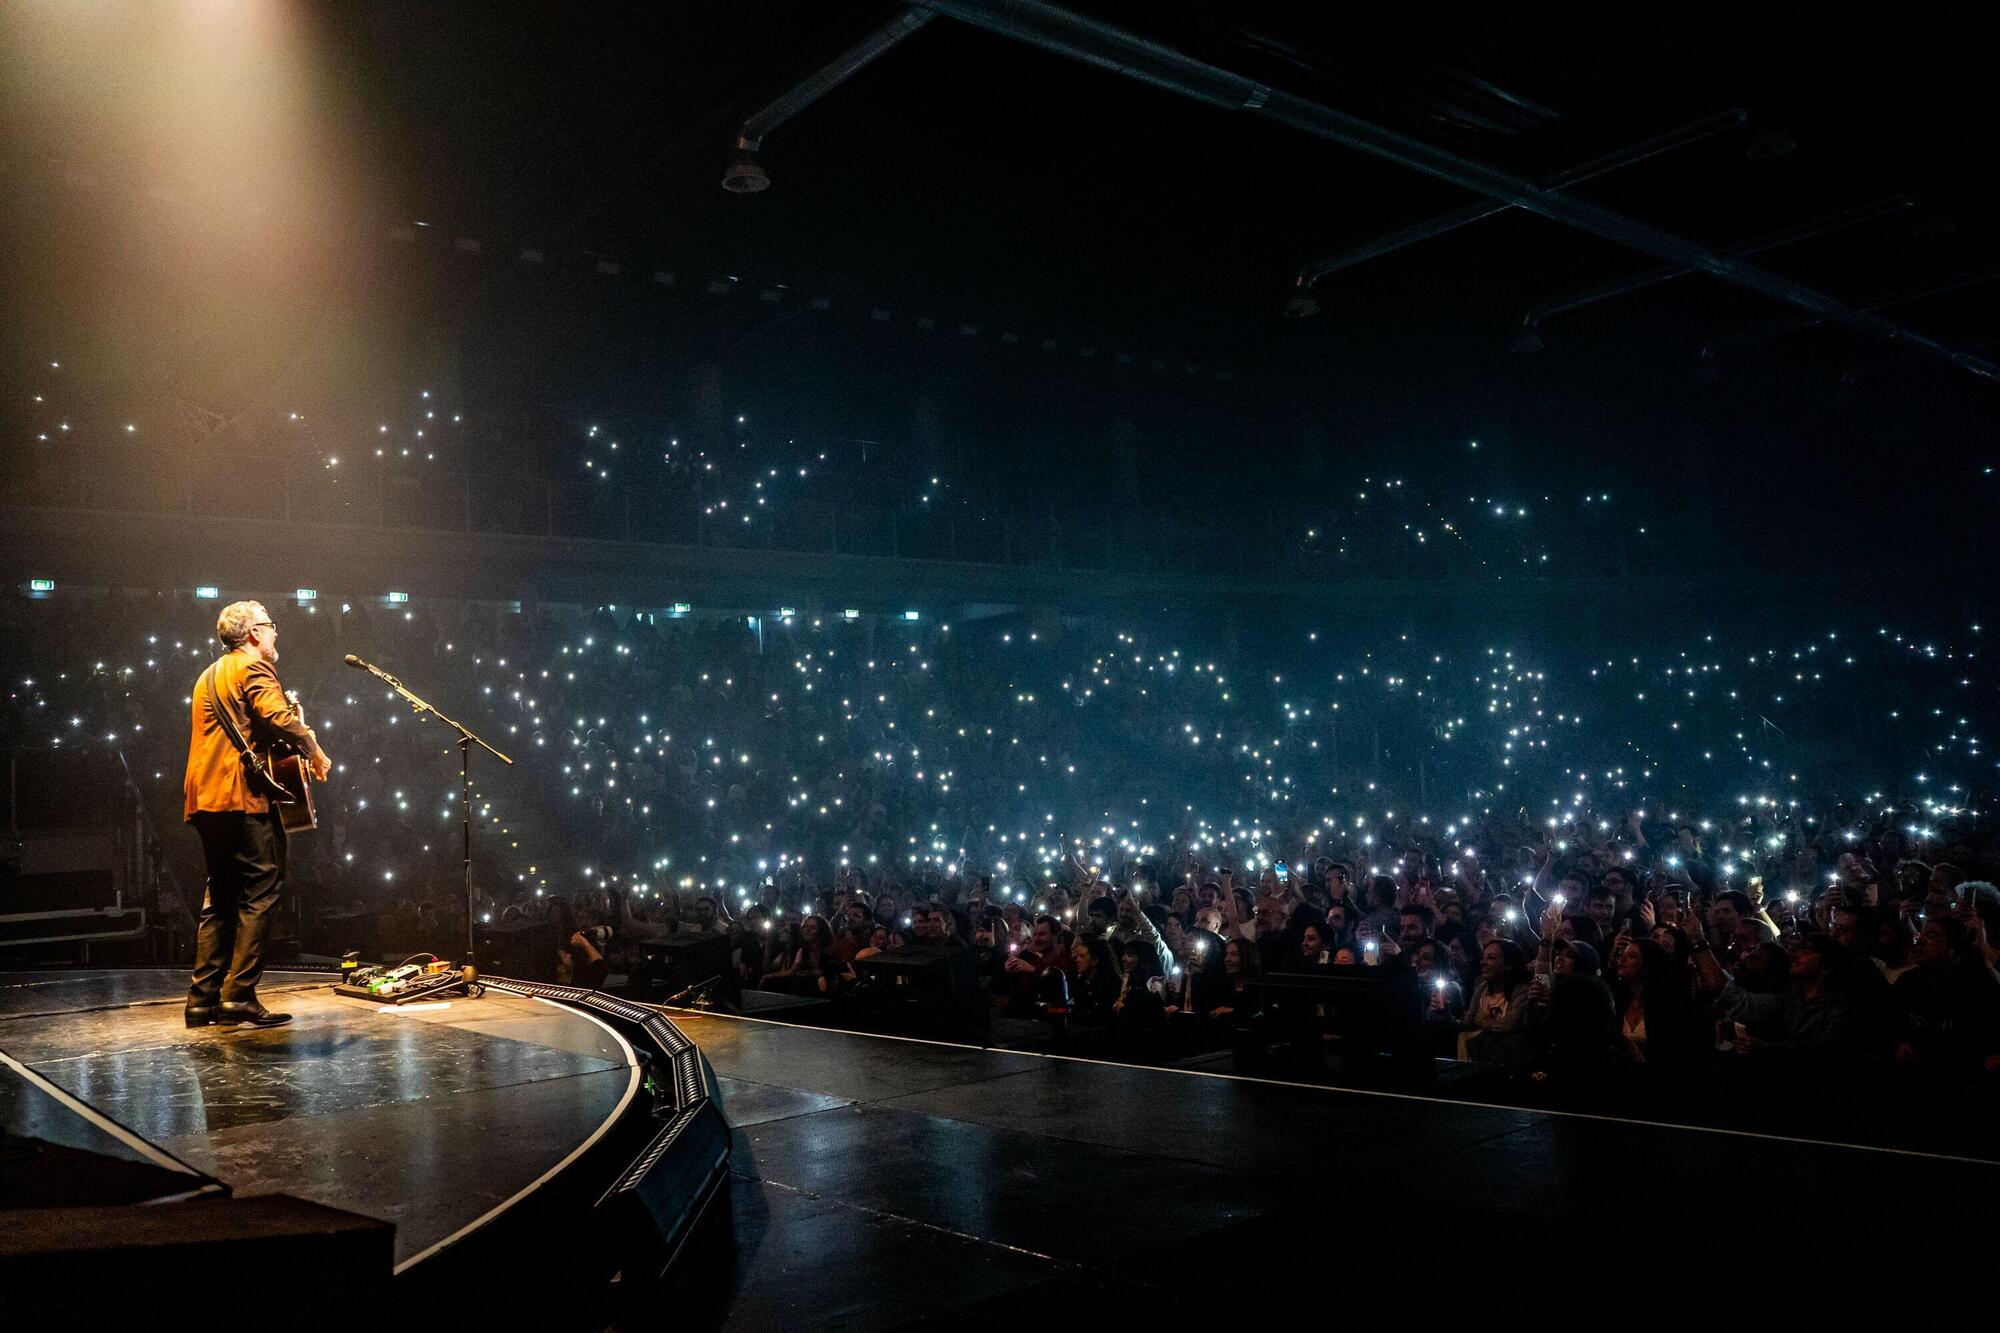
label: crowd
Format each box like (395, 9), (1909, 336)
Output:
(4, 583), (1996, 1146)
(597, 798), (2000, 1126)
(10, 361), (1684, 584)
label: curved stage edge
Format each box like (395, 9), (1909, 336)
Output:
(0, 969), (730, 1324)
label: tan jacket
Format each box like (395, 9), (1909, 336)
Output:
(183, 652), (316, 820)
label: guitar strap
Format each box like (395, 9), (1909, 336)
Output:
(199, 662), (284, 800)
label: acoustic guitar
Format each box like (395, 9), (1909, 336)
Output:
(257, 691), (319, 834)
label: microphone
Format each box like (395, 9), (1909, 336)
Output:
(343, 654), (367, 669)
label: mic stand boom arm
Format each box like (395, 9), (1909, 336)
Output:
(348, 656), (513, 977)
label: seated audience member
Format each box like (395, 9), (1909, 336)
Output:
(1167, 927), (1229, 1017)
(1001, 914), (1074, 1014)
(1398, 903), (1436, 953)
(762, 913), (853, 995)
(1289, 920), (1335, 973)
(1323, 900), (1354, 951)
(757, 918), (804, 984)
(1892, 915), (2000, 1083)
(1608, 935), (1699, 1077)
(1357, 874), (1403, 939)
(1582, 883), (1620, 938)
(1110, 932), (1168, 1043)
(854, 922), (902, 961)
(832, 900), (874, 962)
(1526, 939), (1618, 1090)
(733, 905), (773, 982)
(1067, 935), (1122, 1024)
(550, 898), (608, 989)
(1210, 938), (1263, 1024)
(1461, 939), (1534, 1067)
(967, 909), (1007, 979)
(1720, 936), (1868, 1072)
(1414, 939), (1466, 1054)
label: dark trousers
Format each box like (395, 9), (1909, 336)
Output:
(189, 811), (286, 1004)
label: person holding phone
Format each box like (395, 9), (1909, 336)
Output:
(1001, 914), (1074, 1014)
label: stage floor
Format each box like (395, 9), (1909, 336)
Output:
(674, 1009), (2000, 1326)
(0, 969), (637, 1268)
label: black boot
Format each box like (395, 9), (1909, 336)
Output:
(185, 1002), (219, 1028)
(217, 999), (292, 1027)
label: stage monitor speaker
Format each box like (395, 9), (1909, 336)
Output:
(850, 945), (987, 1038)
(475, 918), (558, 982)
(630, 932), (737, 1007)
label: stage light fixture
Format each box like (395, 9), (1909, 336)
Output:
(722, 146), (770, 193)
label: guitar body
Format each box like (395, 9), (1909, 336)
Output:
(261, 691), (317, 833)
(265, 751), (318, 833)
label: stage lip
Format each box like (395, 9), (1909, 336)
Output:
(389, 977), (733, 1305)
(390, 995), (643, 1275)
(0, 1046), (225, 1196)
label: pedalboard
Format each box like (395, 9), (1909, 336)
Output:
(335, 959), (471, 1005)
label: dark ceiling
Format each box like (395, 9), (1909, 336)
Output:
(298, 0), (2000, 374)
(5, 1), (1996, 580)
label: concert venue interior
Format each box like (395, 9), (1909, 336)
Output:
(5, 2), (1999, 1325)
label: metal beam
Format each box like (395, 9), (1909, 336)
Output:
(1293, 109), (1746, 294)
(916, 0), (2000, 384)
(1516, 196), (1914, 348)
(1701, 266), (2000, 363)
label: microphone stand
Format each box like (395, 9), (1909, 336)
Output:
(346, 656), (513, 982)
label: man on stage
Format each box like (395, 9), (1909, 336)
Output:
(183, 600), (332, 1028)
